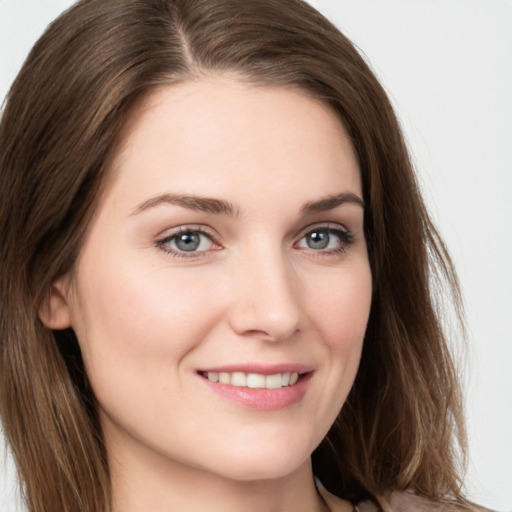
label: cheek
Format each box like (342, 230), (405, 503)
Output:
(306, 260), (372, 404)
(70, 255), (224, 394)
(69, 257), (228, 448)
(79, 257), (207, 338)
(308, 263), (372, 354)
(293, 261), (372, 445)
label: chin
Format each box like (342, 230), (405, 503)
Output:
(217, 460), (307, 483)
(202, 439), (313, 483)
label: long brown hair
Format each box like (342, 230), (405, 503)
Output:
(0, 0), (467, 510)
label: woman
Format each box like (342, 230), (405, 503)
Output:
(0, 0), (479, 511)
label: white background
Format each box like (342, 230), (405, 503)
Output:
(1, 1), (511, 511)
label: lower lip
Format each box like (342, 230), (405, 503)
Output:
(199, 373), (312, 411)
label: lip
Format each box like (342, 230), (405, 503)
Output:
(197, 364), (314, 411)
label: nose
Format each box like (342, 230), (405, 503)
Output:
(227, 245), (303, 342)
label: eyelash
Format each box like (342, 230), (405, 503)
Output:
(294, 225), (354, 257)
(156, 226), (221, 258)
(155, 224), (355, 259)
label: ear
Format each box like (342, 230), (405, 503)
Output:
(38, 276), (73, 330)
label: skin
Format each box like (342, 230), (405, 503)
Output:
(43, 77), (372, 512)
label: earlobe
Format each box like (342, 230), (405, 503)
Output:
(38, 278), (73, 330)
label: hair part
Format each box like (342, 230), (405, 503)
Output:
(0, 1), (467, 511)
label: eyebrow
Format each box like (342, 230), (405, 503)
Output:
(300, 192), (365, 214)
(131, 191), (364, 217)
(131, 193), (239, 217)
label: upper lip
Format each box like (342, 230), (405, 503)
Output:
(197, 363), (314, 375)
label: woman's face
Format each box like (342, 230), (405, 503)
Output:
(55, 78), (372, 482)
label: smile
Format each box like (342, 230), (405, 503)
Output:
(202, 371), (300, 389)
(197, 367), (313, 410)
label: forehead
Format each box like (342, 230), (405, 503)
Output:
(104, 77), (361, 212)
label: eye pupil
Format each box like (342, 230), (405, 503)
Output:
(307, 231), (329, 249)
(176, 232), (201, 251)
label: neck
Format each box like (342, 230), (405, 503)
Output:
(108, 439), (329, 512)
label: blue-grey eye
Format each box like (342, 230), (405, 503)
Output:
(167, 231), (213, 252)
(296, 228), (348, 251)
(305, 230), (330, 249)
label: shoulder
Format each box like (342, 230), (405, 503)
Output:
(317, 482), (489, 512)
(356, 491), (492, 512)
(315, 481), (355, 512)
(316, 479), (490, 512)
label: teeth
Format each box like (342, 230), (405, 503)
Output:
(206, 371), (300, 389)
(247, 373), (266, 388)
(219, 372), (230, 384)
(265, 373), (282, 389)
(207, 371), (219, 383)
(230, 372), (247, 387)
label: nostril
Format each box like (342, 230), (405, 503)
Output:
(240, 327), (300, 343)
